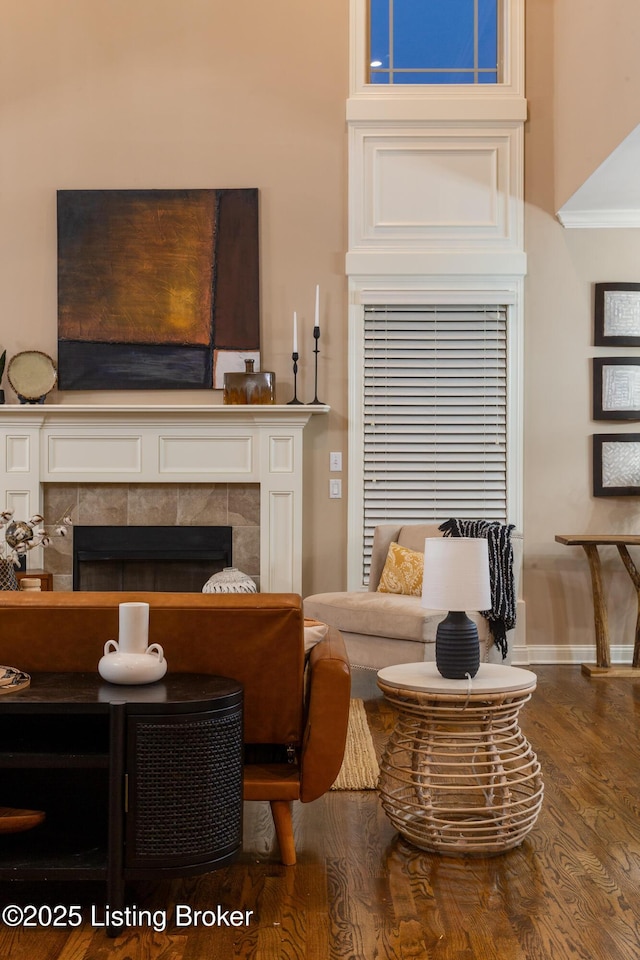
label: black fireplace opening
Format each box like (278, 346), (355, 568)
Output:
(73, 526), (233, 592)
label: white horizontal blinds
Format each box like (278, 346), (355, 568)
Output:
(363, 305), (508, 580)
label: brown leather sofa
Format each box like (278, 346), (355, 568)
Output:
(0, 591), (351, 865)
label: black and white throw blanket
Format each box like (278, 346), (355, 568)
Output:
(438, 519), (516, 660)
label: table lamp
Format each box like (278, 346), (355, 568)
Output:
(422, 537), (492, 679)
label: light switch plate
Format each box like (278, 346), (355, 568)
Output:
(329, 479), (342, 499)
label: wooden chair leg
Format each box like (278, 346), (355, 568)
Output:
(270, 800), (296, 865)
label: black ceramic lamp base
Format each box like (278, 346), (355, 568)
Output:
(435, 611), (480, 679)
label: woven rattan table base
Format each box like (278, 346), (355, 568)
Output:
(377, 681), (543, 856)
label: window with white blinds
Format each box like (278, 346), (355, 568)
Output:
(362, 305), (508, 580)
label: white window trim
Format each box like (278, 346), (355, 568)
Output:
(348, 0), (526, 122)
(346, 0), (526, 591)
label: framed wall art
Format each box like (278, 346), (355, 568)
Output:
(593, 433), (640, 496)
(57, 188), (260, 390)
(593, 357), (640, 420)
(594, 282), (640, 346)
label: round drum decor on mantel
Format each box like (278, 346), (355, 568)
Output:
(6, 350), (57, 403)
(202, 567), (257, 594)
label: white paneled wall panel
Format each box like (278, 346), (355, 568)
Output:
(351, 124), (522, 251)
(7, 491), (30, 519)
(159, 436), (254, 476)
(269, 435), (294, 474)
(266, 491), (295, 592)
(375, 146), (498, 228)
(6, 436), (30, 473)
(46, 435), (142, 475)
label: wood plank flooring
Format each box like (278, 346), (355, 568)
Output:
(1, 665), (639, 959)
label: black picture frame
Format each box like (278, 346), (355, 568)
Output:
(594, 282), (640, 346)
(593, 357), (640, 420)
(593, 433), (640, 496)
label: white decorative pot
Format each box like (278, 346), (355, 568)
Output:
(98, 641), (167, 685)
(202, 567), (257, 594)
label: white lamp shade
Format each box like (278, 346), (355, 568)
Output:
(421, 537), (492, 612)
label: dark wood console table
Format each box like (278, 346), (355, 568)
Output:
(0, 673), (243, 934)
(555, 534), (640, 677)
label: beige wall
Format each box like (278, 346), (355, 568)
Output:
(553, 0), (640, 209)
(525, 0), (640, 658)
(0, 0), (349, 596)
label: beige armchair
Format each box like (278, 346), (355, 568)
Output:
(304, 523), (524, 670)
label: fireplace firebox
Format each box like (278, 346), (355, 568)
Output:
(73, 526), (232, 593)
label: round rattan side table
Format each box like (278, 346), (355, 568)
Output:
(377, 662), (543, 856)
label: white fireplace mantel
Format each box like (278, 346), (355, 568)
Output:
(0, 404), (329, 593)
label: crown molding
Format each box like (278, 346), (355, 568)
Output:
(556, 208), (640, 229)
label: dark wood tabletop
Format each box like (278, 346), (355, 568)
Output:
(0, 672), (242, 713)
(555, 534), (640, 546)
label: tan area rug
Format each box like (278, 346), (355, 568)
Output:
(331, 699), (380, 790)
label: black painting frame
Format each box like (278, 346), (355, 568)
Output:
(593, 433), (640, 497)
(594, 282), (640, 346)
(593, 357), (640, 420)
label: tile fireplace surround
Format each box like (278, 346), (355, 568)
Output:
(0, 404), (328, 592)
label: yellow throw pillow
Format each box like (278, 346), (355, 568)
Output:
(377, 541), (424, 596)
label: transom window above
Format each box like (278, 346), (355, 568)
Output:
(369, 0), (500, 85)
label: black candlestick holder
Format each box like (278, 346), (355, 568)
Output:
(287, 352), (303, 405)
(308, 327), (325, 405)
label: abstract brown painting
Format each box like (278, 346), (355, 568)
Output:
(57, 188), (259, 390)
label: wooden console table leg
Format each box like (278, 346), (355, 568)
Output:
(617, 545), (640, 668)
(582, 544), (611, 669)
(556, 534), (640, 676)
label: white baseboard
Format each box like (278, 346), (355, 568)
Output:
(350, 644), (635, 669)
(514, 644), (635, 666)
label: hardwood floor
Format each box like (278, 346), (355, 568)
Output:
(1, 665), (639, 959)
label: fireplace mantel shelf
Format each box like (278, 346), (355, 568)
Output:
(0, 403), (329, 593)
(0, 403), (329, 421)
